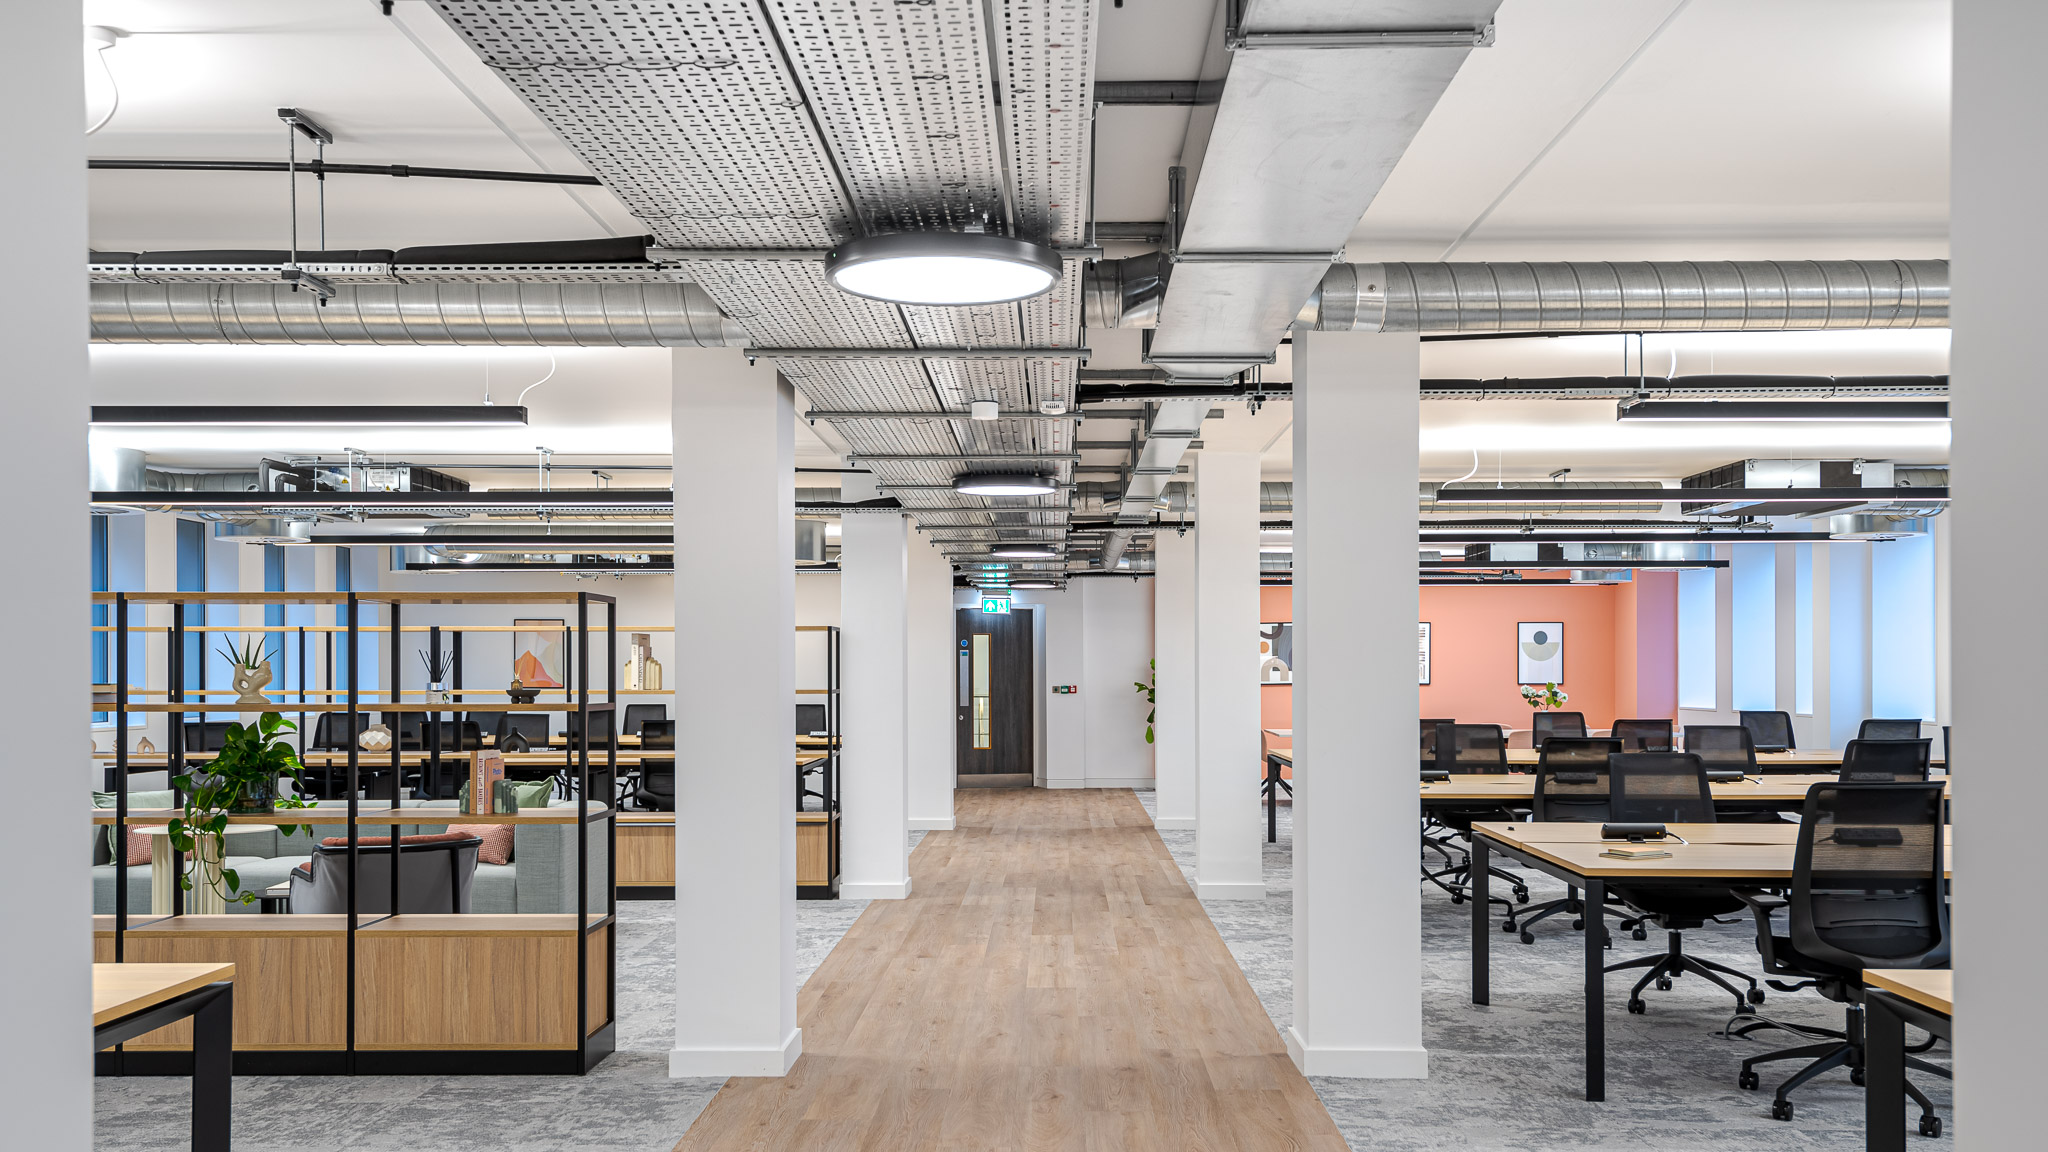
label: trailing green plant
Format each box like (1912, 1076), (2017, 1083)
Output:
(167, 712), (313, 905)
(1132, 659), (1156, 744)
(218, 635), (266, 670)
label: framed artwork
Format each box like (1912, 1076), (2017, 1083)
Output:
(512, 618), (567, 689)
(1259, 622), (1293, 684)
(1517, 622), (1564, 685)
(1418, 622), (1431, 685)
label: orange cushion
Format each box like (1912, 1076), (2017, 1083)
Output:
(123, 827), (152, 866)
(471, 824), (513, 866)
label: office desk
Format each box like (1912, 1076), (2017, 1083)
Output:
(1863, 969), (1952, 1149)
(1468, 822), (1954, 1102)
(1423, 773), (1947, 810)
(94, 962), (235, 1151)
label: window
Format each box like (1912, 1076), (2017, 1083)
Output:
(1872, 532), (1937, 720)
(264, 543), (286, 685)
(1794, 543), (1814, 716)
(1677, 567), (1716, 709)
(91, 517), (108, 721)
(176, 518), (205, 721)
(1730, 543), (1776, 712)
(335, 547), (353, 689)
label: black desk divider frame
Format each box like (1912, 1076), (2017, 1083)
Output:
(98, 589), (618, 1076)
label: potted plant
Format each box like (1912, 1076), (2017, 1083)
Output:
(1132, 659), (1156, 744)
(168, 712), (314, 906)
(1521, 682), (1568, 712)
(221, 635), (274, 706)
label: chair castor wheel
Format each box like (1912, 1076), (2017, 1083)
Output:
(1632, 927), (1648, 941)
(1919, 1115), (1942, 1138)
(1655, 977), (1673, 991)
(1514, 887), (1531, 902)
(1626, 998), (1646, 1015)
(1738, 1070), (1760, 1091)
(1519, 930), (1535, 945)
(1851, 1068), (1866, 1087)
(1771, 1100), (1795, 1121)
(1502, 920), (1518, 933)
(1748, 988), (1767, 1005)
(1450, 893), (1464, 904)
(1571, 918), (1586, 930)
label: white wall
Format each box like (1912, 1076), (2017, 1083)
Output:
(954, 580), (1155, 789)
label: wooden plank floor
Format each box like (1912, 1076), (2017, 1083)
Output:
(675, 788), (1348, 1152)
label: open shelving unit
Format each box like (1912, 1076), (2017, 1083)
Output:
(796, 625), (842, 900)
(93, 589), (618, 1076)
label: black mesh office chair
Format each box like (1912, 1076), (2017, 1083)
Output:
(288, 833), (481, 914)
(309, 713), (370, 751)
(1837, 738), (1932, 783)
(1739, 710), (1797, 752)
(1602, 752), (1764, 1014)
(1611, 718), (1674, 751)
(181, 721), (231, 753)
(1857, 718), (1924, 742)
(622, 704), (666, 736)
(1513, 737), (1626, 943)
(1419, 718), (1456, 770)
(1418, 719), (1461, 874)
(379, 713), (426, 750)
(1421, 724), (1530, 914)
(631, 719), (675, 811)
(1730, 781), (1949, 1131)
(1688, 724), (1780, 823)
(1530, 711), (1587, 748)
(564, 709), (615, 748)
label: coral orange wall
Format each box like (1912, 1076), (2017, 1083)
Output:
(1259, 584), (1294, 735)
(1419, 584), (1620, 729)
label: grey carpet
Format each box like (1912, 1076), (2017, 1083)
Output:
(1139, 792), (1953, 1150)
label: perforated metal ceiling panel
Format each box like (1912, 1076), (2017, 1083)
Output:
(430, 1), (1096, 577)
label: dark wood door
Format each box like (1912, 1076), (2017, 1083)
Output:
(956, 607), (1034, 785)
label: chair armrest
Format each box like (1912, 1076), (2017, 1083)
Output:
(1732, 889), (1786, 914)
(1732, 889), (1792, 972)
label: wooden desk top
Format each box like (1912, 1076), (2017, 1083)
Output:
(1864, 969), (1952, 1014)
(1474, 821), (1953, 880)
(93, 962), (234, 1027)
(1271, 747), (1943, 771)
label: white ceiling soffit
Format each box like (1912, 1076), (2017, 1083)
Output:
(425, 1), (1093, 569)
(1148, 0), (1505, 378)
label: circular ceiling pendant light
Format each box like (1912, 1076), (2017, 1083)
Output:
(954, 472), (1057, 497)
(825, 233), (1062, 306)
(990, 544), (1057, 558)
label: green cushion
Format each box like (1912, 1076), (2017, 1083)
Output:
(458, 777), (554, 811)
(92, 789), (175, 857)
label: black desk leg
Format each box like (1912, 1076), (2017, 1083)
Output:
(1266, 757), (1278, 844)
(1866, 993), (1908, 1152)
(1582, 877), (1605, 1101)
(1470, 836), (1490, 1006)
(191, 983), (233, 1152)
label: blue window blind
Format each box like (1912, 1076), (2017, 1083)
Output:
(1794, 543), (1814, 716)
(175, 519), (205, 721)
(91, 517), (108, 721)
(264, 544), (286, 684)
(1678, 567), (1716, 709)
(1730, 543), (1776, 712)
(1872, 533), (1937, 720)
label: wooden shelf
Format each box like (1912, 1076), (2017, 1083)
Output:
(357, 913), (609, 937)
(101, 701), (616, 713)
(94, 807), (605, 826)
(93, 591), (617, 606)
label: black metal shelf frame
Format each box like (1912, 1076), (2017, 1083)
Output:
(102, 589), (619, 1076)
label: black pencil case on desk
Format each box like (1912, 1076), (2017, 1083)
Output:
(1601, 822), (1668, 840)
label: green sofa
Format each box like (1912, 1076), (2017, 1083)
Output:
(91, 798), (610, 915)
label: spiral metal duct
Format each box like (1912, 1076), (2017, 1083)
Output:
(1309, 260), (1948, 333)
(90, 281), (748, 346)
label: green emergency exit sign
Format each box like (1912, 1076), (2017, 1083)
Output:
(981, 594), (1012, 614)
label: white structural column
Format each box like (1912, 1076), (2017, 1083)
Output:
(1151, 526), (1198, 830)
(0, 0), (88, 1143)
(1953, 5), (2046, 1145)
(906, 534), (956, 831)
(671, 350), (800, 1076)
(1191, 450), (1263, 899)
(838, 474), (913, 897)
(1288, 328), (1426, 1077)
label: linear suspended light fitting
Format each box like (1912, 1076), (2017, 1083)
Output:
(824, 233), (1062, 306)
(89, 405), (529, 426)
(990, 544), (1059, 558)
(1616, 400), (1949, 421)
(953, 472), (1058, 497)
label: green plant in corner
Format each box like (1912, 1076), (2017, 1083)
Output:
(167, 712), (313, 905)
(1132, 659), (1156, 744)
